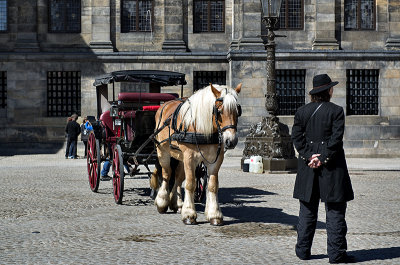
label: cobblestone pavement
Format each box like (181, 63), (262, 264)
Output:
(0, 153), (399, 264)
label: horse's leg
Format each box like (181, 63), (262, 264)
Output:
(169, 161), (184, 213)
(181, 156), (197, 225)
(154, 154), (172, 213)
(205, 161), (224, 226)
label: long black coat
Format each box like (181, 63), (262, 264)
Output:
(291, 102), (354, 203)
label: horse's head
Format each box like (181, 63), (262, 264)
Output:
(211, 83), (242, 149)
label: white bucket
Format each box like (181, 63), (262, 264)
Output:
(249, 155), (263, 173)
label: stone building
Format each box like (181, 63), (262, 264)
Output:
(0, 0), (399, 157)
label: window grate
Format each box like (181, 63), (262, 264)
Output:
(344, 0), (375, 30)
(0, 71), (6, 108)
(121, 0), (153, 32)
(193, 71), (226, 92)
(276, 69), (306, 115)
(47, 71), (81, 117)
(0, 0), (7, 31)
(194, 0), (224, 33)
(49, 0), (81, 33)
(279, 0), (303, 30)
(346, 69), (379, 115)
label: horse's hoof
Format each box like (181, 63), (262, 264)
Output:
(182, 217), (197, 225)
(157, 206), (168, 214)
(210, 218), (224, 226)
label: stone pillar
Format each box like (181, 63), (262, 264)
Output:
(14, 0), (40, 52)
(312, 0), (339, 50)
(230, 0), (264, 50)
(162, 0), (187, 51)
(386, 0), (400, 50)
(90, 0), (113, 52)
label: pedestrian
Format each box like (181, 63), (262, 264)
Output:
(291, 74), (354, 264)
(80, 117), (91, 158)
(65, 113), (81, 159)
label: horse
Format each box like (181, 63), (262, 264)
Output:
(151, 83), (242, 226)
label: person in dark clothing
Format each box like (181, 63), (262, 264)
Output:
(65, 114), (81, 159)
(80, 117), (91, 158)
(291, 74), (355, 264)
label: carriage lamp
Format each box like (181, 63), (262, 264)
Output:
(110, 104), (119, 117)
(242, 0), (297, 173)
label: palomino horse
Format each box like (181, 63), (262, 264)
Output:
(152, 83), (242, 225)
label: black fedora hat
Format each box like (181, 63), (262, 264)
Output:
(309, 74), (339, 95)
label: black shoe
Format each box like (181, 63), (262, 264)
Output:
(329, 254), (356, 264)
(100, 175), (112, 181)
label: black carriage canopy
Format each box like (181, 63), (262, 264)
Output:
(93, 70), (187, 87)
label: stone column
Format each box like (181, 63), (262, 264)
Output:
(14, 0), (40, 52)
(230, 0), (264, 50)
(162, 0), (187, 51)
(89, 0), (113, 52)
(386, 0), (400, 50)
(312, 0), (339, 50)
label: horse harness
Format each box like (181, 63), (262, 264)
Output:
(153, 97), (241, 164)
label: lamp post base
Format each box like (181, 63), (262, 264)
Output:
(242, 115), (297, 173)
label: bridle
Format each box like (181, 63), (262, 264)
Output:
(213, 97), (242, 132)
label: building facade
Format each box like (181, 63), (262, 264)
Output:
(0, 0), (399, 157)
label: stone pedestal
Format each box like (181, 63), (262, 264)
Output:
(242, 116), (297, 173)
(386, 0), (400, 50)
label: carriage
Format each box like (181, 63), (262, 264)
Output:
(86, 70), (208, 204)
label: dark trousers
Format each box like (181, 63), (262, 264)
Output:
(65, 138), (77, 158)
(296, 176), (348, 262)
(83, 140), (88, 157)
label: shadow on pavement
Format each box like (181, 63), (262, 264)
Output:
(216, 187), (326, 227)
(349, 247), (400, 262)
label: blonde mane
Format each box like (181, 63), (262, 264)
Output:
(179, 84), (239, 136)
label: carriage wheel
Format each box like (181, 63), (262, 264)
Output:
(87, 132), (101, 192)
(112, 145), (125, 204)
(194, 162), (208, 203)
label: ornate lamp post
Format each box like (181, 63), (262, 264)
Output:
(242, 0), (297, 172)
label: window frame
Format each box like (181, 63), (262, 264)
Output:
(121, 0), (154, 33)
(275, 69), (306, 116)
(193, 71), (226, 92)
(344, 0), (376, 31)
(47, 71), (81, 117)
(346, 69), (379, 116)
(193, 0), (225, 33)
(48, 0), (82, 33)
(278, 0), (304, 30)
(0, 0), (8, 32)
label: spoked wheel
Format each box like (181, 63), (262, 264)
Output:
(87, 132), (101, 192)
(112, 144), (125, 204)
(194, 162), (208, 203)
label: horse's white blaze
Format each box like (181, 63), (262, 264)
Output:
(223, 129), (237, 143)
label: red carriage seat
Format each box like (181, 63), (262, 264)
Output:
(118, 92), (178, 103)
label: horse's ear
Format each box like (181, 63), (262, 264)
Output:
(235, 83), (242, 94)
(210, 83), (221, 98)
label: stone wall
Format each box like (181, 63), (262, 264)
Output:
(0, 0), (399, 157)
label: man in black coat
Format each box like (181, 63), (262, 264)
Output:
(65, 114), (81, 159)
(291, 74), (354, 264)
